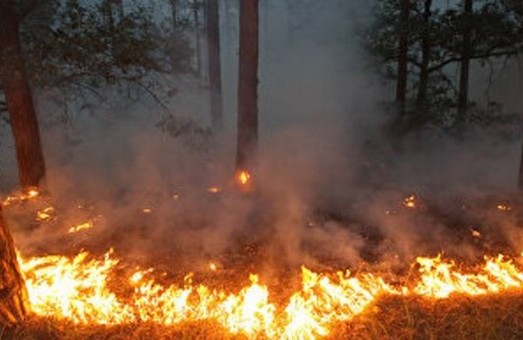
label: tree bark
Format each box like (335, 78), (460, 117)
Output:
(170, 0), (178, 27)
(416, 0), (432, 109)
(236, 0), (259, 171)
(0, 206), (27, 327)
(206, 0), (224, 131)
(396, 0), (410, 116)
(519, 138), (523, 190)
(457, 0), (473, 126)
(0, 11), (46, 188)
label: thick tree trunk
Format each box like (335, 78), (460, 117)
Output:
(206, 0), (224, 131)
(396, 0), (410, 116)
(236, 0), (259, 171)
(0, 207), (27, 327)
(0, 14), (46, 188)
(457, 0), (473, 126)
(416, 0), (432, 109)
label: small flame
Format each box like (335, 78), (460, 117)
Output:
(142, 208), (152, 214)
(403, 195), (417, 209)
(208, 187), (222, 194)
(2, 188), (41, 206)
(36, 207), (55, 222)
(68, 221), (94, 234)
(496, 204), (511, 212)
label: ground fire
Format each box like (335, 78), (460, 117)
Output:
(1, 188), (523, 339)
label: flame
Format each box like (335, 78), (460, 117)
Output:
(2, 188), (41, 206)
(236, 171), (252, 186)
(403, 195), (417, 209)
(496, 203), (512, 211)
(17, 249), (523, 338)
(208, 187), (222, 194)
(68, 221), (94, 234)
(36, 207), (55, 222)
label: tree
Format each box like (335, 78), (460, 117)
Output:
(236, 0), (259, 173)
(457, 0), (473, 125)
(396, 0), (411, 117)
(206, 0), (224, 131)
(416, 0), (432, 110)
(0, 0), (47, 188)
(0, 206), (27, 327)
(367, 0), (523, 132)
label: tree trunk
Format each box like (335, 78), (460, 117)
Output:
(457, 0), (473, 126)
(396, 0), (410, 116)
(0, 207), (27, 327)
(0, 13), (46, 188)
(519, 138), (523, 190)
(206, 0), (224, 131)
(170, 0), (178, 27)
(416, 0), (432, 110)
(236, 0), (259, 171)
(194, 1), (202, 77)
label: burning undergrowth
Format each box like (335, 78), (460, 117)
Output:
(3, 180), (523, 339)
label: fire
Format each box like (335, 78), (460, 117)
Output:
(17, 249), (523, 338)
(208, 187), (222, 194)
(236, 170), (252, 186)
(36, 207), (55, 222)
(2, 188), (41, 206)
(403, 195), (417, 209)
(68, 221), (94, 234)
(496, 203), (512, 211)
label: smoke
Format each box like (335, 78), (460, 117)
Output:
(4, 0), (523, 274)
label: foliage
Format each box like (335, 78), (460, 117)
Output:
(365, 0), (523, 132)
(0, 0), (192, 116)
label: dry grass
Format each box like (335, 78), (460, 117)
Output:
(330, 293), (523, 340)
(1, 293), (523, 339)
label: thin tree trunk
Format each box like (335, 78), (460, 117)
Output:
(519, 138), (523, 190)
(396, 0), (410, 116)
(0, 206), (27, 327)
(170, 0), (178, 27)
(236, 0), (259, 171)
(206, 0), (224, 131)
(416, 0), (432, 110)
(457, 0), (473, 125)
(0, 14), (46, 188)
(194, 1), (202, 77)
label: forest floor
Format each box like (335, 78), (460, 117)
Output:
(3, 293), (523, 339)
(4, 190), (523, 339)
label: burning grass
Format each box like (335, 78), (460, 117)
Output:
(4, 189), (523, 338)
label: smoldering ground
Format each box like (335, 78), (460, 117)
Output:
(2, 0), (523, 276)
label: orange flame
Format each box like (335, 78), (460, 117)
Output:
(17, 249), (523, 338)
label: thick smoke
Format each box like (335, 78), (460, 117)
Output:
(3, 0), (523, 273)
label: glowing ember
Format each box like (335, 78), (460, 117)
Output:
(142, 208), (153, 214)
(496, 203), (512, 212)
(16, 250), (523, 338)
(403, 195), (417, 209)
(208, 187), (222, 194)
(2, 188), (41, 206)
(471, 229), (481, 238)
(68, 221), (94, 234)
(36, 207), (55, 222)
(237, 171), (252, 186)
(209, 262), (218, 271)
